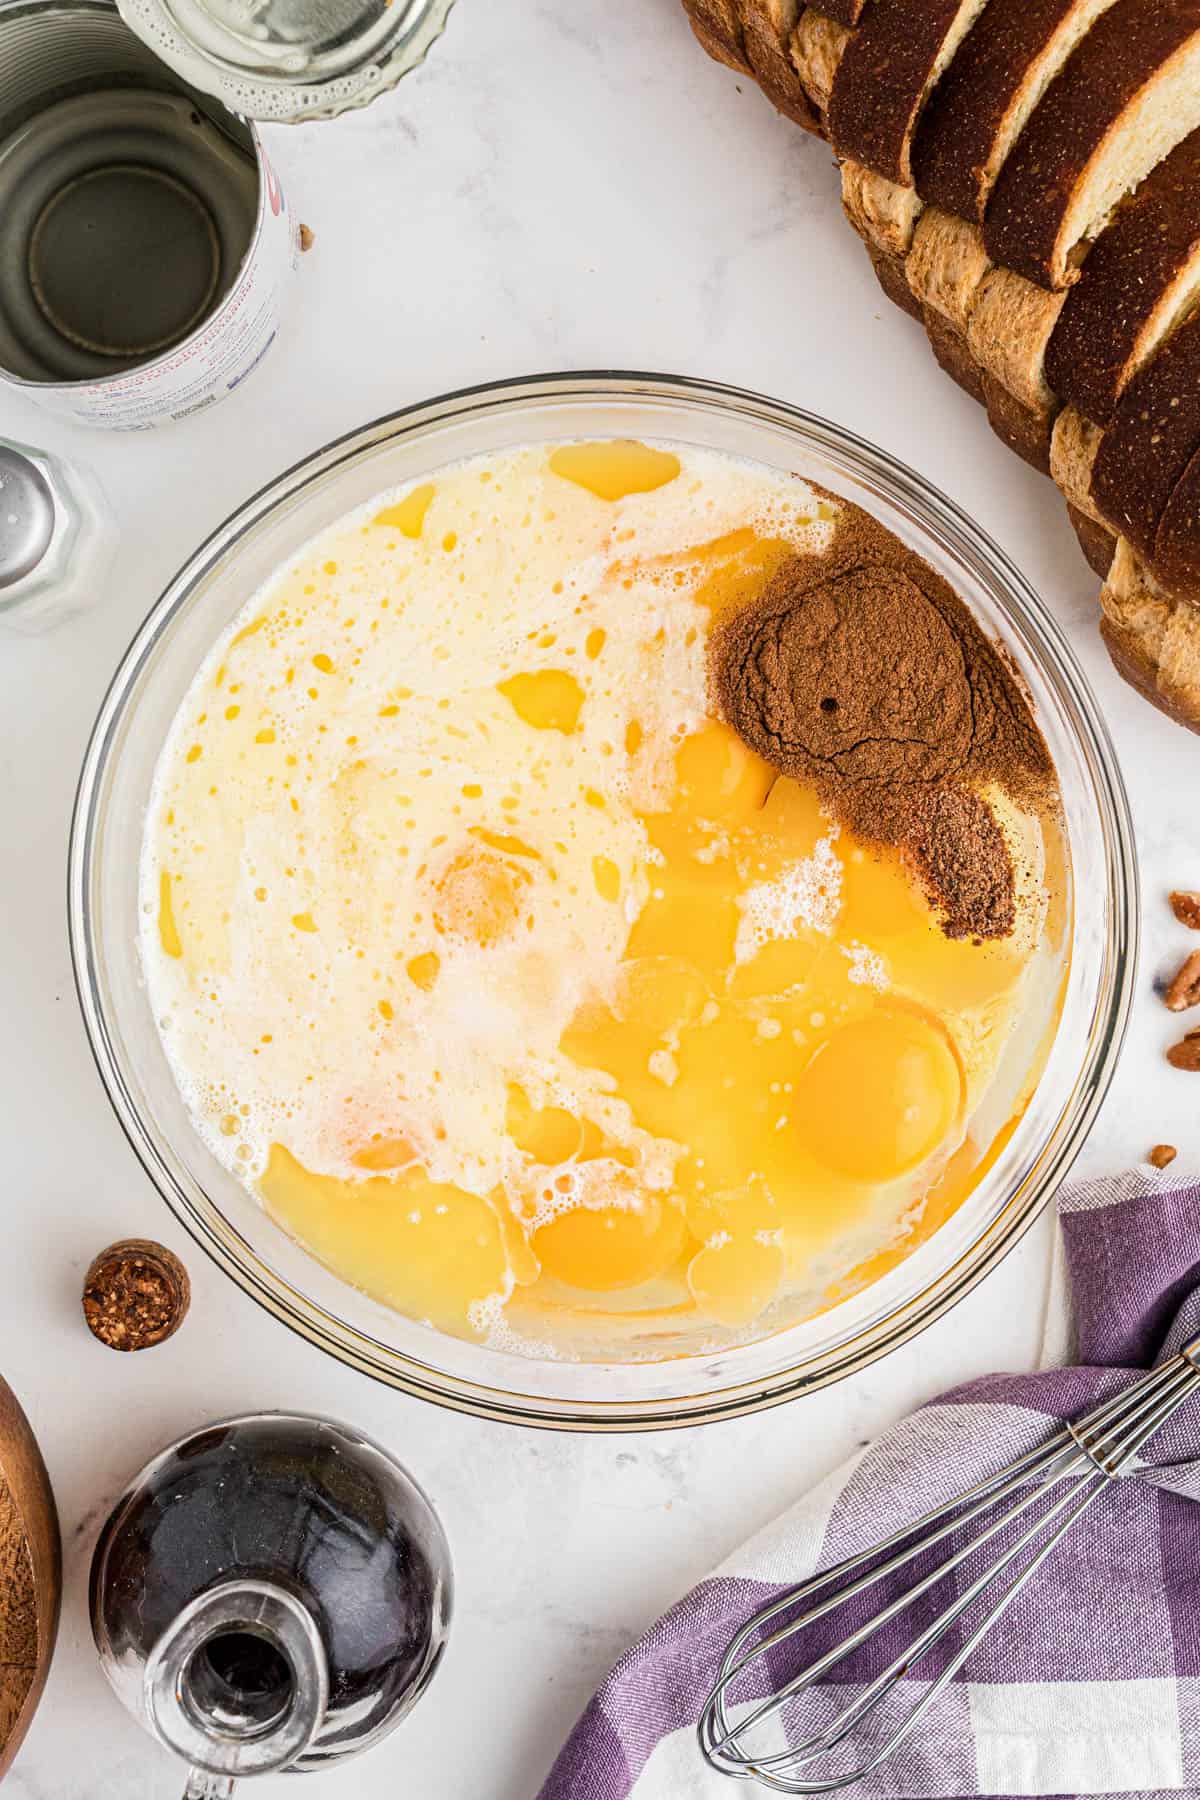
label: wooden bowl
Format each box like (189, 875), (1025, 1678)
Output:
(0, 1378), (60, 1781)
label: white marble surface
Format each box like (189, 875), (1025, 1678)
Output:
(2, 2), (1198, 1795)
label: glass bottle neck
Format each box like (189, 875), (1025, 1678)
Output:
(146, 1578), (329, 1784)
(184, 1774), (237, 1798)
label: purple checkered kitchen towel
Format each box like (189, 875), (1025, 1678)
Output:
(540, 1171), (1200, 1800)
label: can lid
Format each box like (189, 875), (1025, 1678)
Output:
(0, 448), (56, 592)
(114, 0), (458, 124)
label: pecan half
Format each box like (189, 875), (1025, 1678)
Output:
(1170, 890), (1200, 930)
(1167, 1030), (1200, 1072)
(1165, 950), (1200, 1012)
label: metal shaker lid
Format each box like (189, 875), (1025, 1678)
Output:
(113, 0), (458, 124)
(0, 446), (55, 591)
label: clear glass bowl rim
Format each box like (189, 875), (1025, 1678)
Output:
(68, 370), (1140, 1431)
(115, 0), (460, 124)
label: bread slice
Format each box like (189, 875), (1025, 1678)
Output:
(1101, 539), (1200, 731)
(867, 245), (925, 320)
(912, 0), (1120, 222)
(1067, 503), (1116, 578)
(967, 268), (1066, 415)
(1152, 443), (1200, 600)
(924, 308), (985, 402)
(682, 0), (751, 69)
(905, 208), (992, 333)
(1091, 307), (1200, 556)
(789, 9), (849, 114)
(841, 162), (923, 259)
(828, 0), (995, 186)
(984, 0), (1200, 291)
(739, 1), (822, 128)
(981, 376), (1054, 472)
(1050, 406), (1104, 521)
(1044, 128), (1200, 429)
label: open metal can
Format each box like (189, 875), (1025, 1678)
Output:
(0, 0), (298, 429)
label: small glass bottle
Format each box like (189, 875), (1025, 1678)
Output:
(0, 439), (116, 632)
(90, 1412), (452, 1795)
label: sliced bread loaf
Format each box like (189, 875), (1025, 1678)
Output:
(984, 0), (1200, 291)
(841, 162), (924, 259)
(739, 1), (822, 127)
(789, 9), (850, 114)
(1091, 307), (1200, 556)
(911, 0), (1119, 223)
(1044, 127), (1200, 428)
(827, 0), (995, 186)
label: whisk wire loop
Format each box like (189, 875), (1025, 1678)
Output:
(700, 1341), (1200, 1794)
(703, 1468), (1109, 1786)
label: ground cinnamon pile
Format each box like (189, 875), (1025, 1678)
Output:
(711, 492), (1056, 939)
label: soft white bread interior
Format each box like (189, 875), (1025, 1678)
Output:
(789, 10), (849, 114)
(1101, 539), (1200, 727)
(1050, 407), (1105, 521)
(905, 208), (992, 333)
(967, 270), (1066, 416)
(840, 163), (924, 259)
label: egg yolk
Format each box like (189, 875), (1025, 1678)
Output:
(534, 1194), (687, 1292)
(548, 440), (682, 501)
(792, 1011), (963, 1182)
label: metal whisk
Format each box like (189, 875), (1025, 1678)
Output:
(699, 1337), (1200, 1794)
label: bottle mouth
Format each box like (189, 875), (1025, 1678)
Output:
(146, 1580), (328, 1778)
(185, 1627), (296, 1739)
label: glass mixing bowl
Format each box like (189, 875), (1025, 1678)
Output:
(69, 373), (1138, 1430)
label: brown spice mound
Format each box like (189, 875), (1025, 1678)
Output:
(711, 489), (1055, 939)
(82, 1239), (191, 1352)
(907, 787), (1016, 941)
(1149, 1144), (1179, 1168)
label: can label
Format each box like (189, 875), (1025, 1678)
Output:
(15, 138), (296, 431)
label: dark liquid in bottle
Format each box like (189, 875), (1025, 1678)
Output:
(91, 1415), (452, 1766)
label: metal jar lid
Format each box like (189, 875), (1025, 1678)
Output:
(0, 445), (55, 590)
(113, 0), (459, 123)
